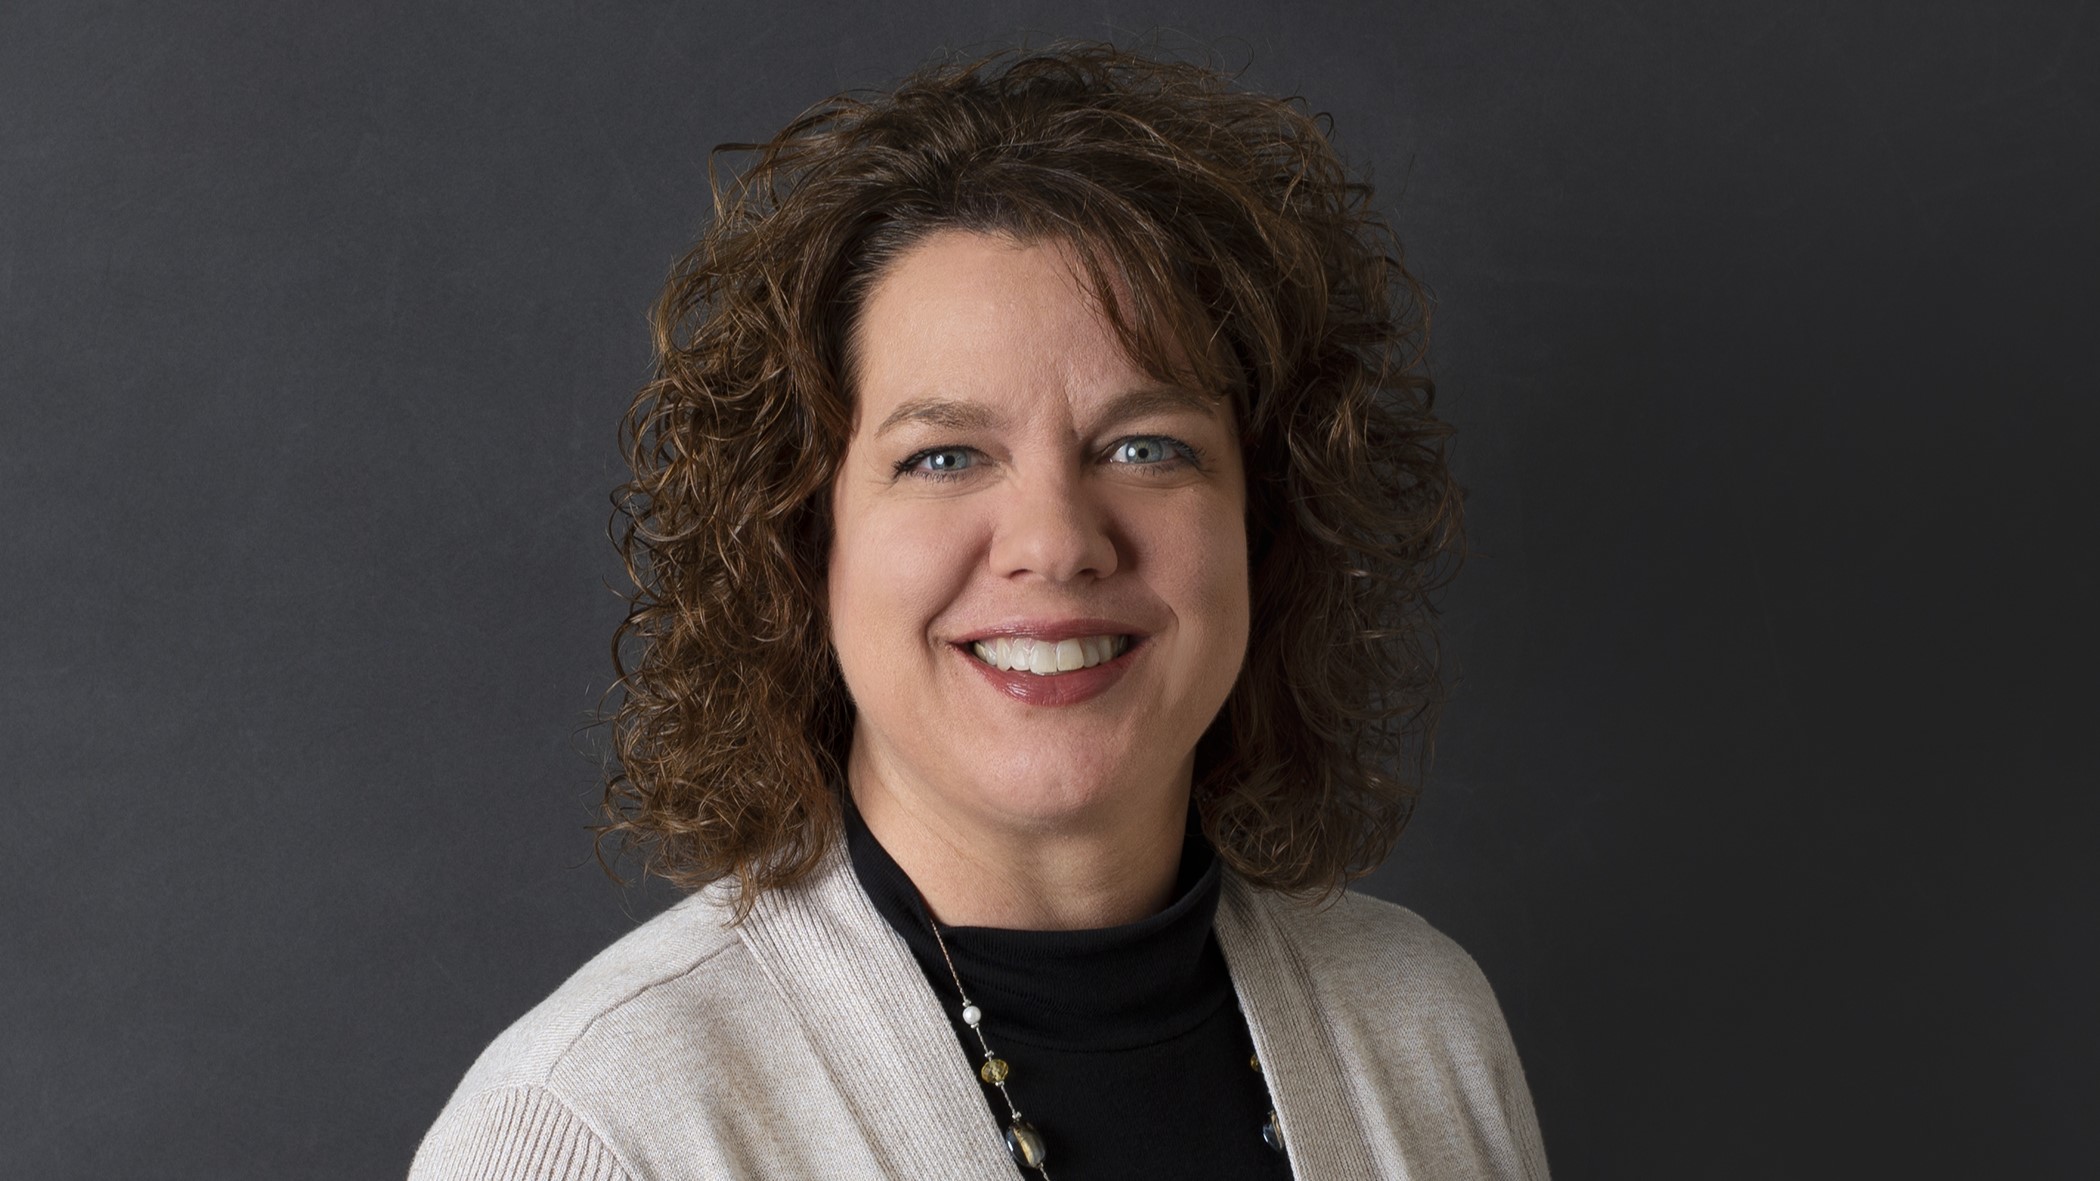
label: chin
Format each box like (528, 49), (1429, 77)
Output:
(958, 753), (1179, 833)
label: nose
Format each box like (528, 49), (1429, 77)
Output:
(987, 467), (1119, 584)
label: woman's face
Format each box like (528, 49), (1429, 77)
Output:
(827, 230), (1249, 836)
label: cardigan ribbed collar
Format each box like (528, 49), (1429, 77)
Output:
(734, 835), (1386, 1181)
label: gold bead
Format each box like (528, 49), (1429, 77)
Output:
(1249, 1053), (1262, 1073)
(980, 1057), (1011, 1084)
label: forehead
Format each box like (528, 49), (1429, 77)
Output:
(847, 229), (1216, 428)
(855, 230), (1113, 382)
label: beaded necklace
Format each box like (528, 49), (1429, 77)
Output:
(918, 896), (1288, 1174)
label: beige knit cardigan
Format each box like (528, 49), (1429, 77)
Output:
(408, 847), (1549, 1180)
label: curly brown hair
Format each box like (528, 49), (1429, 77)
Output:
(600, 42), (1464, 914)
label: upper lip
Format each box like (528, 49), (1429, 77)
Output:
(951, 617), (1151, 645)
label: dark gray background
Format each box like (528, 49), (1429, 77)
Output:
(3, 2), (2093, 1177)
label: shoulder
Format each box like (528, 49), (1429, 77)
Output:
(1284, 886), (1530, 1069)
(450, 885), (747, 1093)
(1263, 886), (1505, 1022)
(410, 887), (750, 1179)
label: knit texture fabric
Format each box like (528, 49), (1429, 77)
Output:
(407, 848), (1549, 1180)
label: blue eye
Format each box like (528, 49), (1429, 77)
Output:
(1108, 436), (1196, 467)
(894, 447), (977, 479)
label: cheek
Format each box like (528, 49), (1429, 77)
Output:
(1195, 513), (1253, 708)
(1135, 496), (1251, 646)
(827, 495), (980, 660)
(1186, 449), (1251, 642)
(1198, 511), (1253, 649)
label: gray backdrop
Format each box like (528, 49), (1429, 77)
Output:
(3, 2), (2093, 1177)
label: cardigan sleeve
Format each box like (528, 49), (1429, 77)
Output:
(408, 1084), (637, 1181)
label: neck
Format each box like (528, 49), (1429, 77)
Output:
(846, 737), (1190, 931)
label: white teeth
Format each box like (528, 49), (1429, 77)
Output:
(968, 635), (1130, 677)
(1028, 642), (1059, 675)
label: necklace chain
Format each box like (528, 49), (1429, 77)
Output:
(922, 904), (1053, 1176)
(916, 892), (1287, 1173)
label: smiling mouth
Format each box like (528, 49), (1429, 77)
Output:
(966, 635), (1132, 676)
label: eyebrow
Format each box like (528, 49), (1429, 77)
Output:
(872, 385), (1223, 439)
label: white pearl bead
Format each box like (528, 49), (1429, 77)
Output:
(962, 1003), (983, 1027)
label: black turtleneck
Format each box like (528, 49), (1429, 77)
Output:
(844, 803), (1294, 1179)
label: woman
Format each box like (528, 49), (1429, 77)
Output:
(412, 43), (1547, 1180)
